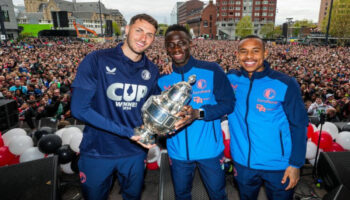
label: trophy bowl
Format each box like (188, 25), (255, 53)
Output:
(134, 75), (196, 144)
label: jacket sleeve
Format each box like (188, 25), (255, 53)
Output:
(282, 78), (309, 168)
(201, 64), (235, 121)
(70, 52), (134, 138)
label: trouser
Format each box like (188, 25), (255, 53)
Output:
(170, 153), (227, 200)
(78, 153), (146, 200)
(233, 163), (294, 200)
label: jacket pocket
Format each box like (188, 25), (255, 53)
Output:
(279, 131), (284, 157)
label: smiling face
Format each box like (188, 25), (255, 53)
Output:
(165, 30), (191, 67)
(123, 19), (156, 60)
(237, 38), (268, 77)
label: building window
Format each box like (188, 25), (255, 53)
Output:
(263, 0), (268, 4)
(2, 10), (10, 22)
(262, 12), (267, 16)
(235, 7), (240, 10)
(269, 13), (274, 16)
(256, 1), (261, 5)
(236, 1), (241, 5)
(229, 12), (233, 15)
(235, 13), (240, 16)
(229, 6), (233, 10)
(203, 20), (208, 27)
(210, 22), (212, 27)
(263, 6), (267, 10)
(255, 12), (260, 16)
(210, 15), (212, 20)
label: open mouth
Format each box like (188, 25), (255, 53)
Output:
(173, 54), (184, 60)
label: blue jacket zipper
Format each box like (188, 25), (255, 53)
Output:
(245, 78), (254, 168)
(180, 69), (190, 160)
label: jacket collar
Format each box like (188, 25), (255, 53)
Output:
(116, 42), (146, 68)
(240, 60), (271, 79)
(172, 56), (196, 74)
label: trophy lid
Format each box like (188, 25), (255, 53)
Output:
(187, 75), (196, 85)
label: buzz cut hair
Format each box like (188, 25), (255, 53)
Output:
(240, 35), (265, 50)
(165, 24), (191, 38)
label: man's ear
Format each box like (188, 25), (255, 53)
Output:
(264, 49), (269, 59)
(125, 25), (130, 35)
(189, 41), (195, 48)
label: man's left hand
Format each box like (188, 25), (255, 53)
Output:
(173, 105), (199, 131)
(281, 166), (300, 190)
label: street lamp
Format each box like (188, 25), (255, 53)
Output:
(98, 0), (103, 36)
(325, 0), (334, 45)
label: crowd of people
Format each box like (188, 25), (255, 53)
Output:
(0, 36), (349, 130)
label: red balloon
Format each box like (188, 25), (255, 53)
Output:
(146, 162), (159, 170)
(307, 123), (315, 139)
(0, 146), (15, 166)
(0, 135), (4, 147)
(8, 155), (20, 165)
(324, 142), (346, 152)
(311, 131), (333, 150)
(223, 139), (231, 159)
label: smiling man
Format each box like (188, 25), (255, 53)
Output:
(227, 35), (308, 200)
(157, 24), (235, 200)
(71, 14), (160, 200)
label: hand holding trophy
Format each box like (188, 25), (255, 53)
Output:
(134, 75), (196, 145)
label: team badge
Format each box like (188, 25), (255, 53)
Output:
(141, 69), (151, 80)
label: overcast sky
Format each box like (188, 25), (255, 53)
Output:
(12, 0), (321, 25)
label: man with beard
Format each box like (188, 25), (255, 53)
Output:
(71, 14), (159, 200)
(157, 24), (234, 200)
(227, 35), (308, 200)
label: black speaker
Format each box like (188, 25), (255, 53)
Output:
(323, 185), (350, 200)
(105, 20), (113, 36)
(0, 156), (59, 200)
(51, 11), (58, 28)
(159, 151), (210, 200)
(282, 23), (288, 38)
(317, 152), (350, 199)
(0, 99), (18, 132)
(58, 11), (68, 27)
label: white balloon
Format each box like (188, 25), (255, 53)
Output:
(62, 127), (82, 145)
(61, 162), (74, 174)
(3, 128), (27, 146)
(306, 141), (317, 160)
(20, 147), (45, 163)
(147, 145), (160, 163)
(8, 135), (34, 155)
(69, 131), (83, 153)
(55, 128), (67, 138)
(335, 131), (350, 150)
(319, 122), (339, 140)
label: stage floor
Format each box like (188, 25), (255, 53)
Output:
(61, 165), (326, 200)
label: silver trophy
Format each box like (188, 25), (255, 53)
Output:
(134, 75), (196, 144)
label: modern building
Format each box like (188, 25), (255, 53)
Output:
(318, 0), (331, 28)
(0, 0), (19, 40)
(19, 0), (126, 34)
(216, 0), (277, 39)
(178, 0), (204, 25)
(170, 2), (184, 25)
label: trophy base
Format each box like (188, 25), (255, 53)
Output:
(134, 127), (156, 145)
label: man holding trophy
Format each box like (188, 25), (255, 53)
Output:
(71, 14), (160, 200)
(155, 24), (235, 200)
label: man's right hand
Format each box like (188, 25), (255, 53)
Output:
(130, 135), (156, 149)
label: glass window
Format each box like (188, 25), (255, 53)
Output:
(2, 10), (10, 22)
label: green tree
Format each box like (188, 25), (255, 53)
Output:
(291, 19), (316, 37)
(321, 0), (350, 44)
(273, 25), (282, 38)
(112, 21), (121, 37)
(236, 16), (253, 38)
(158, 23), (168, 36)
(260, 22), (274, 39)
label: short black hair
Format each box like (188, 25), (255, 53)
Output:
(130, 14), (158, 30)
(165, 24), (191, 38)
(240, 35), (265, 49)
